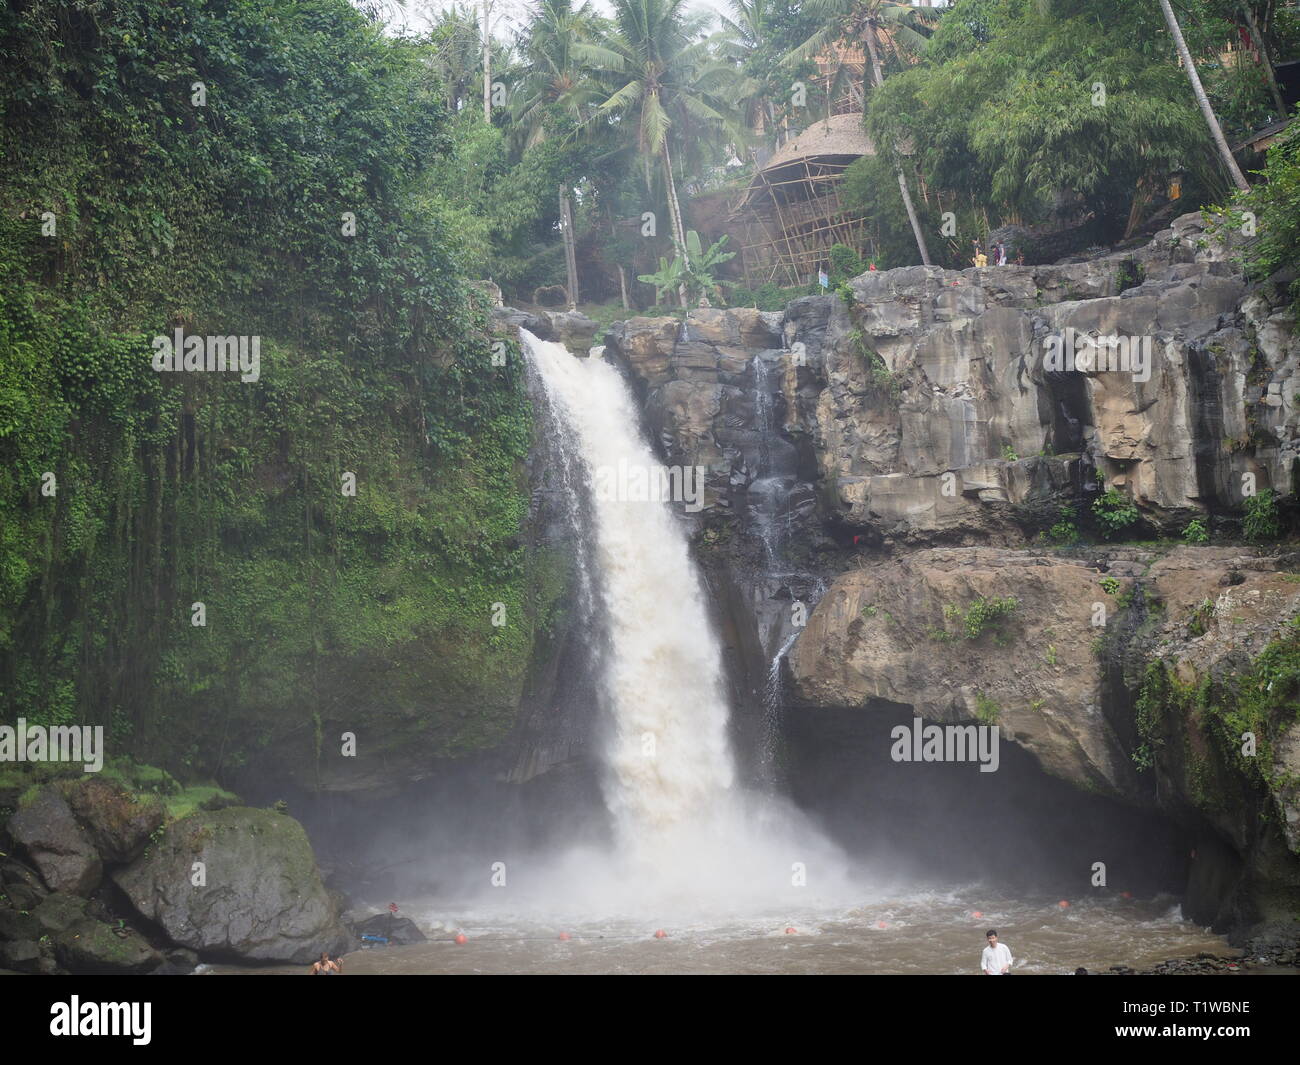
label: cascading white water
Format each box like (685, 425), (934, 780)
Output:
(523, 332), (735, 831)
(522, 329), (850, 915)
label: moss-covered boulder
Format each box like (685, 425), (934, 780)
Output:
(54, 918), (162, 974)
(112, 806), (348, 963)
(7, 786), (101, 895)
(61, 777), (165, 863)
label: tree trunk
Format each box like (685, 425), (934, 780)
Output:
(661, 136), (689, 307)
(1160, 0), (1250, 191)
(863, 26), (932, 266)
(1239, 1), (1287, 116)
(560, 186), (580, 308)
(618, 264), (630, 310)
(482, 0), (492, 123)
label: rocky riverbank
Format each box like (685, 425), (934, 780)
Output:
(0, 764), (352, 973)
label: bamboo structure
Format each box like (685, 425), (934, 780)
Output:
(729, 113), (875, 287)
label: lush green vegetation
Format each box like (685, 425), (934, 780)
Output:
(2, 0), (1296, 786)
(842, 0), (1297, 267)
(314, 0), (1300, 298)
(1134, 617), (1300, 809)
(0, 0), (562, 781)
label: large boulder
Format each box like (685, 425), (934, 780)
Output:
(0, 857), (48, 911)
(788, 544), (1300, 804)
(112, 806), (349, 963)
(62, 777), (164, 863)
(54, 918), (162, 974)
(31, 893), (89, 935)
(7, 787), (102, 895)
(0, 938), (42, 973)
(0, 906), (41, 941)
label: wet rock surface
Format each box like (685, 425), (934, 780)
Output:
(113, 806), (349, 964)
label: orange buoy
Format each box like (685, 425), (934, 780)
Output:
(972, 911), (983, 919)
(454, 933), (468, 944)
(1058, 900), (1070, 909)
(784, 927), (797, 935)
(558, 932), (571, 941)
(876, 921), (887, 929)
(653, 929), (667, 939)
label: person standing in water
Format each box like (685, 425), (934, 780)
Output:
(981, 930), (1013, 975)
(311, 951), (341, 975)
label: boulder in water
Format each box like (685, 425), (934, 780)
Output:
(353, 912), (428, 945)
(112, 806), (349, 963)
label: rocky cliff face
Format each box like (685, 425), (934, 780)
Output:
(602, 213), (1300, 935)
(607, 214), (1297, 547)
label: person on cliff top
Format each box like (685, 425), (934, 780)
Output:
(981, 930), (1013, 975)
(972, 243), (988, 269)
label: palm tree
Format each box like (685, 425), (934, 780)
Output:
(513, 0), (602, 148)
(788, 0), (936, 265)
(1158, 0), (1250, 192)
(577, 0), (744, 304)
(716, 0), (783, 146)
(427, 5), (484, 113)
(514, 0), (604, 305)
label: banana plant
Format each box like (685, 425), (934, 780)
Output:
(638, 255), (688, 305)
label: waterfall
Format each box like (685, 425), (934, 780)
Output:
(521, 330), (848, 913)
(758, 632), (798, 785)
(523, 332), (734, 834)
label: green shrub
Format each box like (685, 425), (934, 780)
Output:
(974, 691), (1001, 725)
(963, 596), (1020, 641)
(1243, 489), (1281, 543)
(1093, 487), (1139, 539)
(1183, 517), (1209, 544)
(1044, 505), (1079, 545)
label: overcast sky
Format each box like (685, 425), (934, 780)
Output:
(373, 0), (949, 38)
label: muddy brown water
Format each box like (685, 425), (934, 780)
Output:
(213, 887), (1239, 975)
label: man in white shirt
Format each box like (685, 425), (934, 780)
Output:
(981, 929), (1013, 975)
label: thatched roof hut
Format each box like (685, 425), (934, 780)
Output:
(730, 113), (875, 287)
